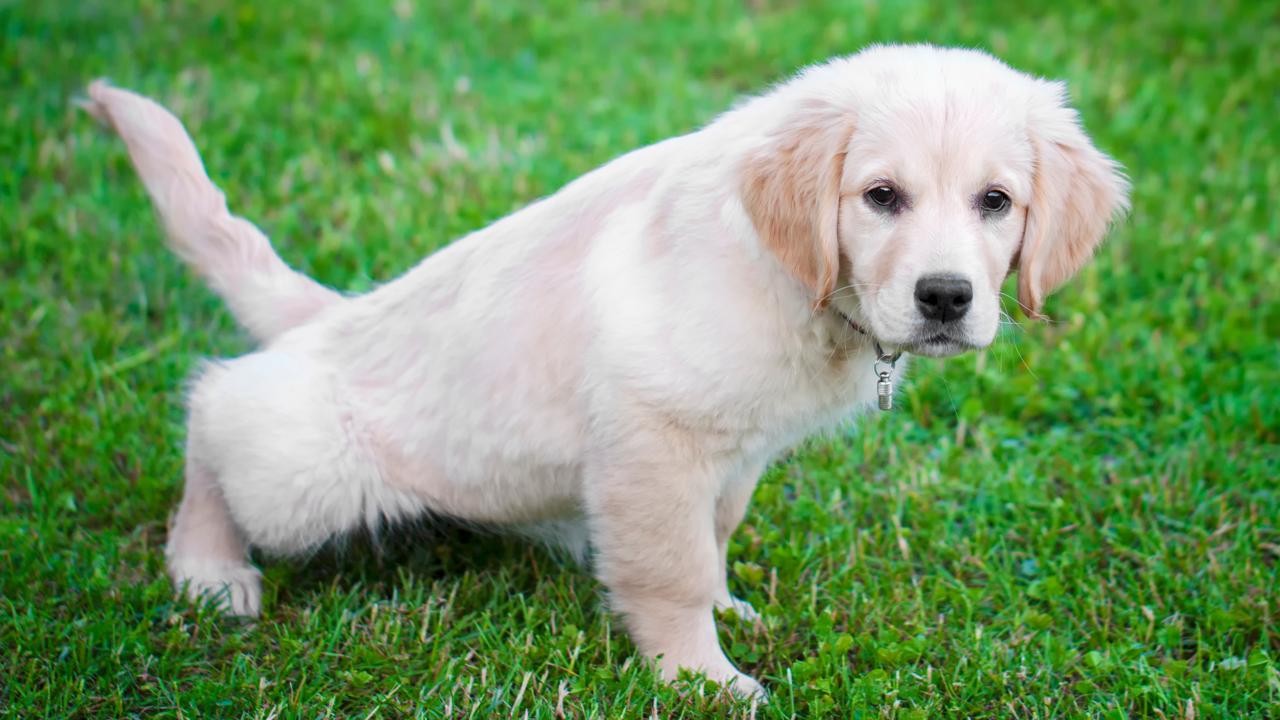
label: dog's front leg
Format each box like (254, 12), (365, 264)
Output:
(586, 440), (764, 697)
(713, 468), (764, 623)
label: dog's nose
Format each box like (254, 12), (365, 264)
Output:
(914, 276), (973, 323)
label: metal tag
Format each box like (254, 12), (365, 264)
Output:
(877, 373), (893, 411)
(873, 341), (902, 412)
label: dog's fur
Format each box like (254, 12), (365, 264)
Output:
(83, 44), (1128, 695)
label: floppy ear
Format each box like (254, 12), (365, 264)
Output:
(1016, 82), (1131, 320)
(740, 101), (854, 310)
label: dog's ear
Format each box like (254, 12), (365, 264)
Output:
(740, 101), (853, 310)
(1016, 81), (1130, 320)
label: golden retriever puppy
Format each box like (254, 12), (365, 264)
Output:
(82, 43), (1127, 696)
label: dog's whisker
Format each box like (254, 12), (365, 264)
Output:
(991, 303), (1039, 382)
(809, 283), (884, 318)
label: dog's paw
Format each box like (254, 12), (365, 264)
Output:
(720, 670), (767, 701)
(167, 555), (263, 618)
(664, 660), (768, 702)
(714, 594), (762, 625)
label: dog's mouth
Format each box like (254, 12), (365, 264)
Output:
(906, 332), (977, 358)
(837, 310), (979, 359)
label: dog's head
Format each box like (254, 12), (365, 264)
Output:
(741, 45), (1129, 358)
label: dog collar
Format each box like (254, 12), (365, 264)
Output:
(834, 309), (903, 411)
(837, 310), (871, 337)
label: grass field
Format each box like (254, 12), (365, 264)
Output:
(3, 0), (1279, 717)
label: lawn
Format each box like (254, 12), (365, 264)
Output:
(2, 0), (1278, 717)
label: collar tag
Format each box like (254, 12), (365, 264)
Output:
(873, 341), (902, 412)
(835, 309), (903, 412)
(877, 372), (894, 410)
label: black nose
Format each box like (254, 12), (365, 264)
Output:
(914, 276), (973, 323)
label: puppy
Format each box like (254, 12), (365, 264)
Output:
(83, 43), (1128, 696)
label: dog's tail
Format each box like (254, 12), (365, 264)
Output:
(79, 80), (343, 344)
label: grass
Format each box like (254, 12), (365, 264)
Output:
(2, 0), (1278, 717)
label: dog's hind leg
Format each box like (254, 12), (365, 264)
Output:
(165, 352), (427, 617)
(166, 456), (263, 617)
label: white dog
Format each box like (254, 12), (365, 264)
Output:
(83, 44), (1128, 696)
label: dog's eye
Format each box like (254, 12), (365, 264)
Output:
(866, 186), (898, 208)
(981, 190), (1010, 213)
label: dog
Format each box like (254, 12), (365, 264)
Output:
(82, 43), (1128, 697)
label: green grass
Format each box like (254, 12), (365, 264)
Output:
(3, 0), (1279, 717)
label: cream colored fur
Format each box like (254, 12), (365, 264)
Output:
(82, 44), (1128, 697)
